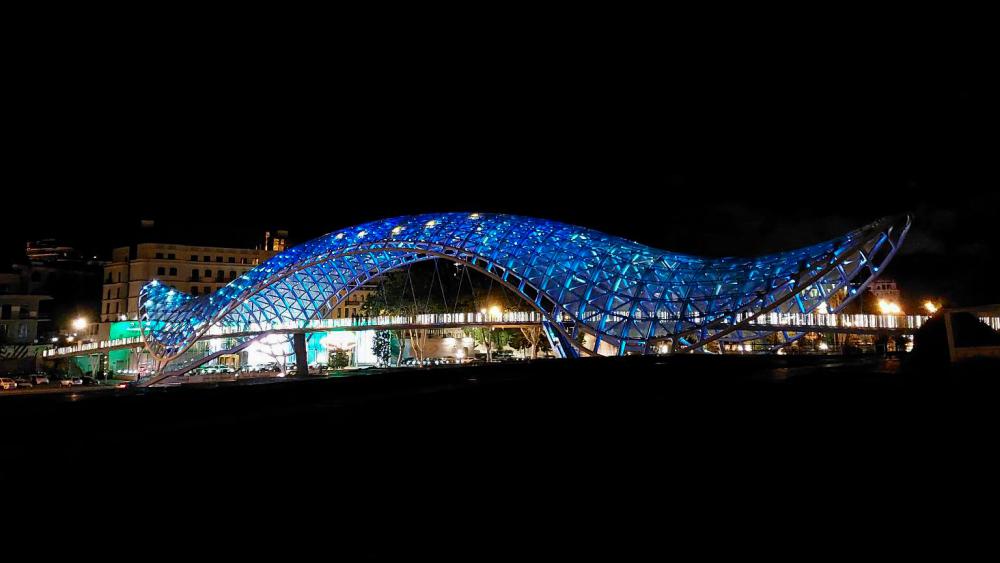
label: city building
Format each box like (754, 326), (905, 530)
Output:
(15, 249), (103, 333)
(264, 230), (289, 252)
(0, 272), (52, 344)
(99, 242), (279, 325)
(94, 233), (376, 375)
(26, 239), (78, 263)
(0, 271), (54, 373)
(868, 278), (901, 301)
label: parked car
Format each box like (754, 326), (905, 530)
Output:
(30, 374), (49, 385)
(13, 378), (33, 389)
(0, 378), (18, 390)
(60, 379), (75, 387)
(71, 378), (83, 385)
(81, 376), (100, 386)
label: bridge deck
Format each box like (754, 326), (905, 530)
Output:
(41, 312), (1000, 360)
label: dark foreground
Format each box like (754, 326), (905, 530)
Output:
(4, 354), (997, 470)
(3, 354), (997, 554)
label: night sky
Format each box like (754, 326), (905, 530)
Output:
(5, 53), (997, 307)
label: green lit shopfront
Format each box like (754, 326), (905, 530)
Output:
(84, 321), (383, 377)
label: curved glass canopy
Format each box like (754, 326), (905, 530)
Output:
(139, 213), (910, 361)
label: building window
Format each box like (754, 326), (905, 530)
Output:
(117, 272), (122, 282)
(204, 270), (212, 278)
(169, 267), (177, 276)
(228, 257), (235, 263)
(157, 267), (166, 275)
(204, 286), (211, 294)
(229, 271), (237, 280)
(155, 253), (164, 259)
(116, 288), (120, 298)
(18, 323), (28, 339)
(192, 287), (199, 296)
(191, 270), (200, 280)
(190, 255), (198, 262)
(216, 256), (223, 262)
(203, 256), (210, 262)
(241, 258), (248, 264)
(168, 253), (176, 260)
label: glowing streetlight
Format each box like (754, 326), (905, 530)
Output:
(488, 305), (502, 319)
(923, 301), (940, 314)
(877, 299), (902, 316)
(72, 317), (88, 331)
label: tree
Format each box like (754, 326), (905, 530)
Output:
(372, 330), (392, 367)
(464, 327), (513, 362)
(329, 349), (350, 370)
(509, 329), (530, 357)
(518, 326), (544, 359)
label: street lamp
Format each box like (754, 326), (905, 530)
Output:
(72, 317), (88, 332)
(923, 301), (940, 314)
(877, 299), (902, 316)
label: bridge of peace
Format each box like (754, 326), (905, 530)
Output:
(42, 212), (998, 386)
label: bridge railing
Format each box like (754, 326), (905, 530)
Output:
(203, 311), (545, 337)
(40, 311), (1000, 358)
(42, 336), (144, 358)
(735, 312), (933, 330)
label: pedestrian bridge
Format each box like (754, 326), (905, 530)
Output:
(138, 212), (914, 361)
(43, 311), (1000, 360)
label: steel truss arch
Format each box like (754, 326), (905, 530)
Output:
(138, 212), (911, 362)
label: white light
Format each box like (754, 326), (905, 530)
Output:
(818, 342), (830, 351)
(468, 213), (480, 220)
(425, 220), (437, 228)
(357, 230), (367, 239)
(455, 349), (465, 360)
(72, 317), (88, 331)
(391, 226), (404, 235)
(878, 299), (902, 315)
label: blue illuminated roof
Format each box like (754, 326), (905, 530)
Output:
(139, 212), (911, 360)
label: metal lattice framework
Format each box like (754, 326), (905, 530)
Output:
(138, 212), (910, 362)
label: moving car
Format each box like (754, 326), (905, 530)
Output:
(0, 378), (17, 390)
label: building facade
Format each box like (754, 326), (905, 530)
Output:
(0, 272), (52, 345)
(99, 243), (278, 327)
(868, 278), (901, 301)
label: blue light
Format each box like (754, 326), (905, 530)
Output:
(137, 212), (911, 361)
